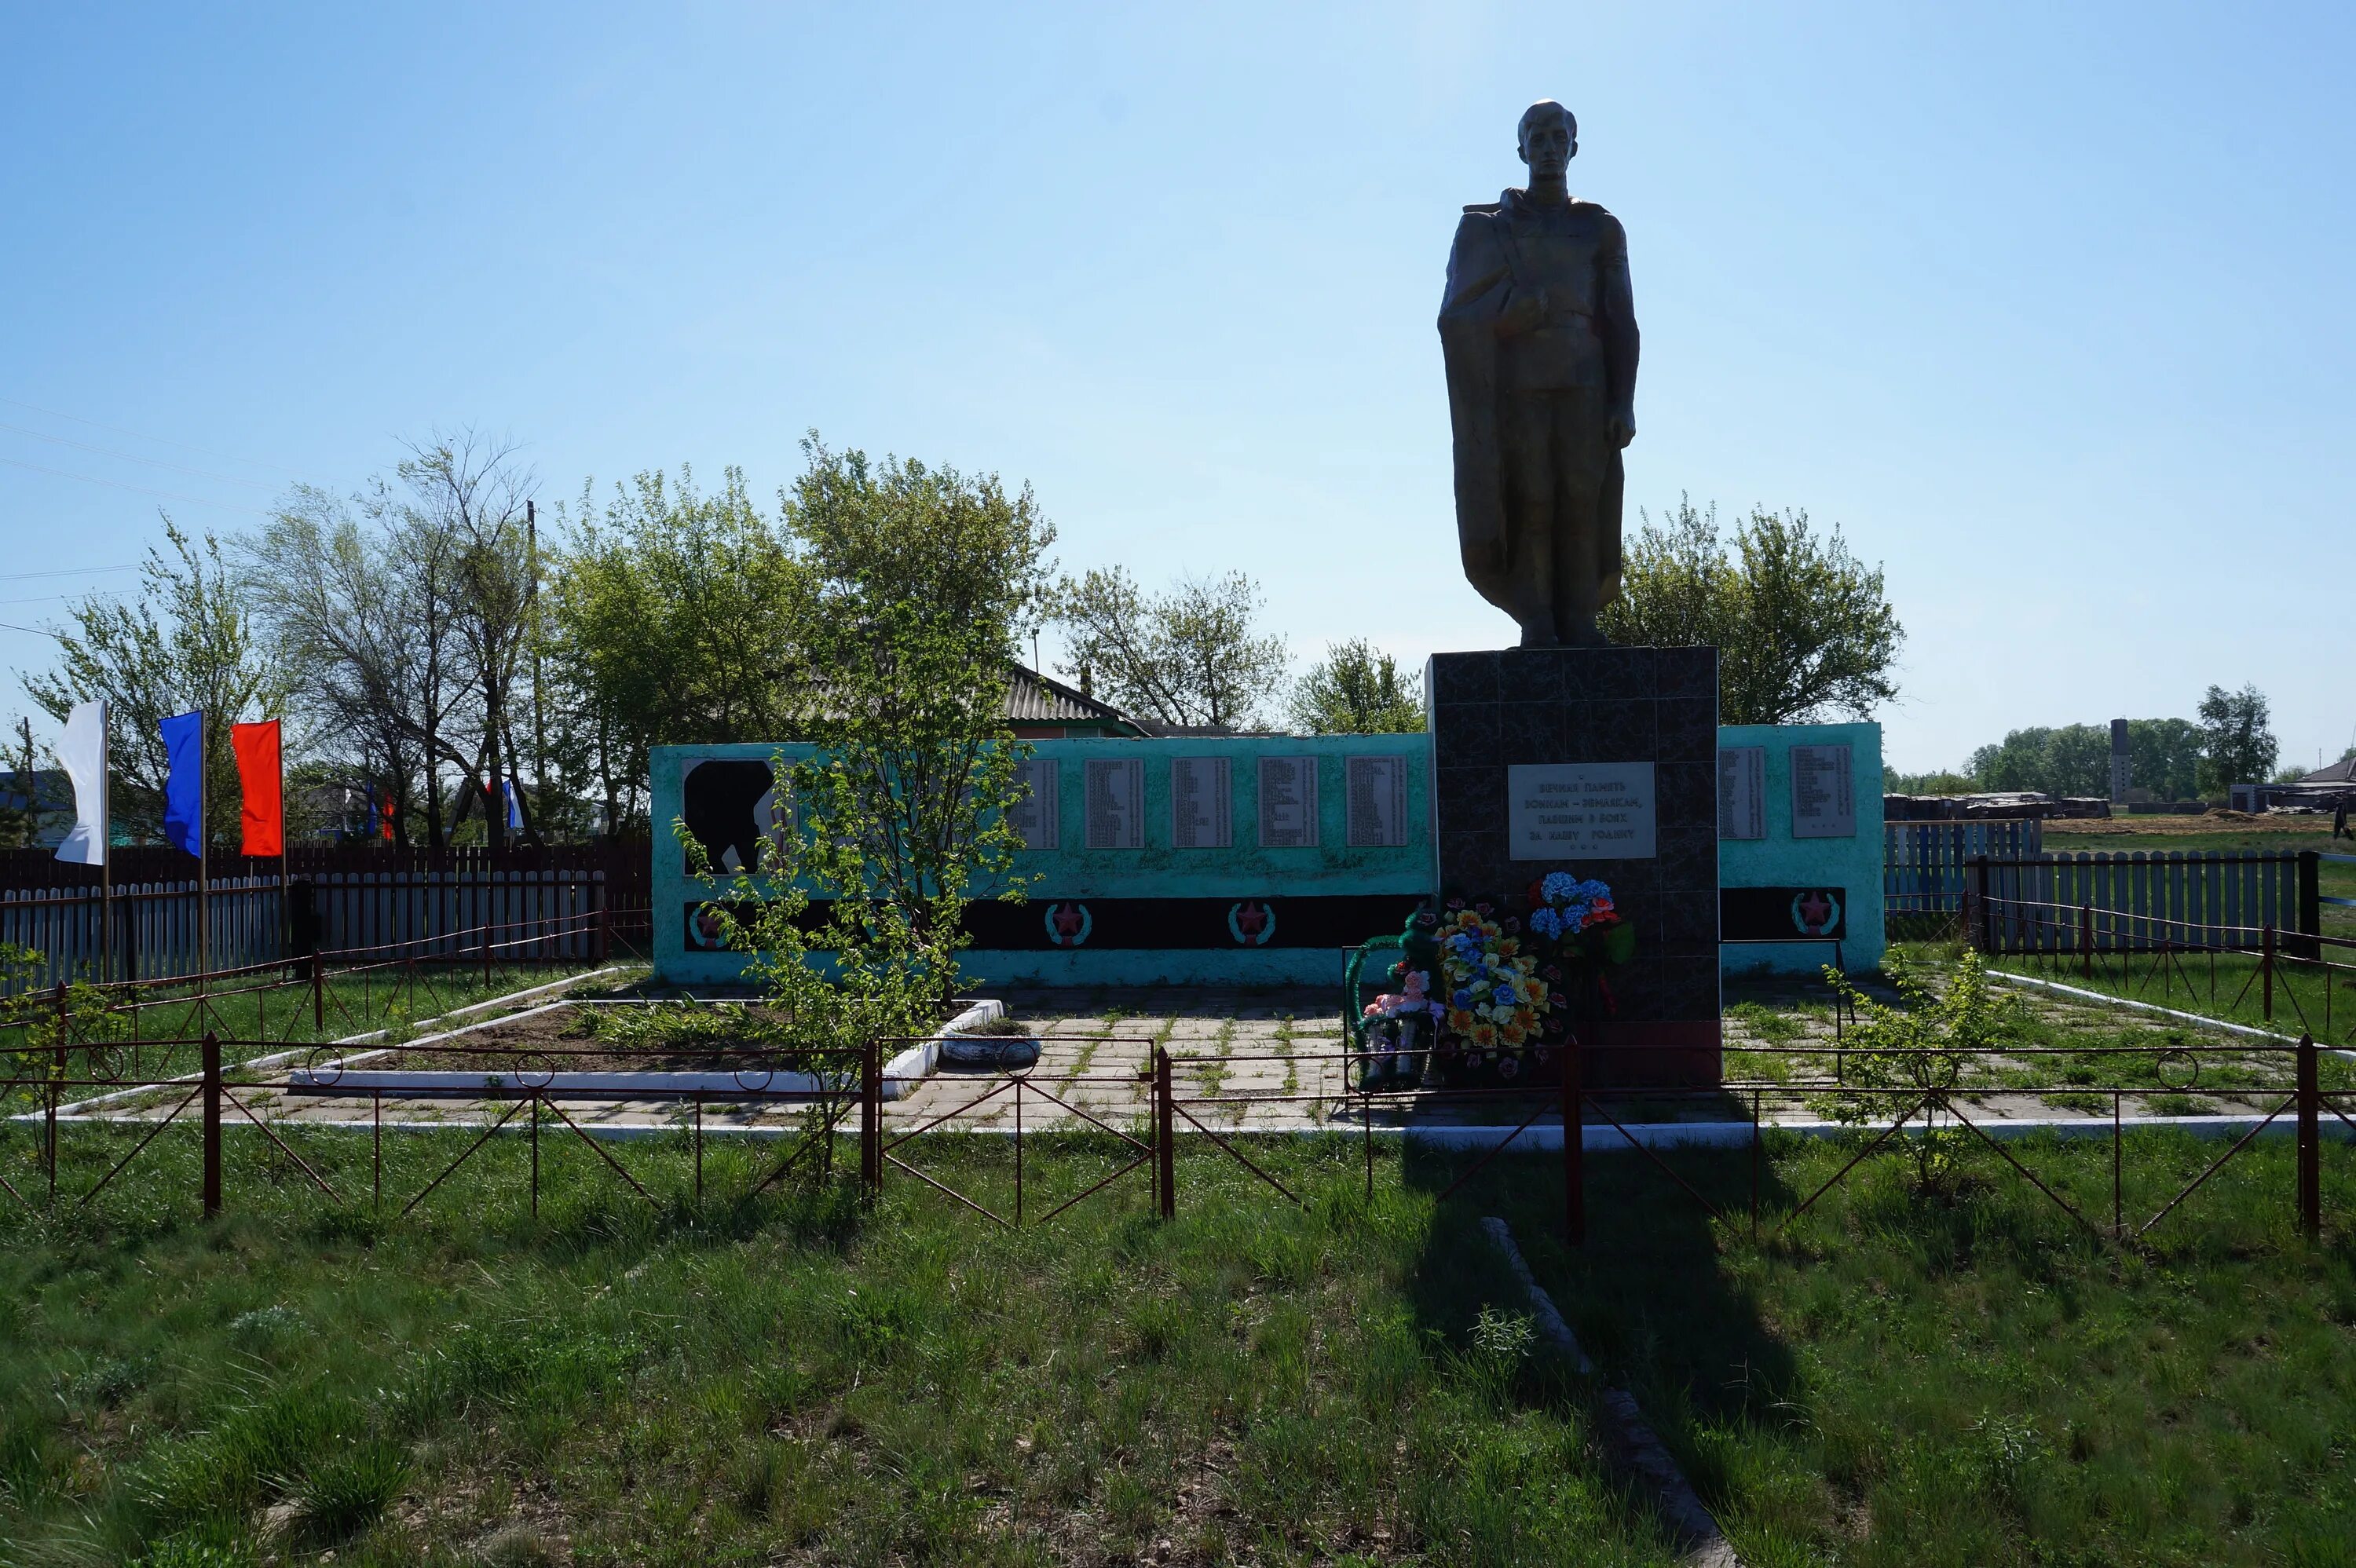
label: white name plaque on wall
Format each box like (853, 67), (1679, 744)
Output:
(1345, 755), (1410, 848)
(1169, 757), (1233, 849)
(1790, 744), (1857, 839)
(1507, 762), (1657, 860)
(1009, 758), (1059, 850)
(1257, 755), (1319, 847)
(1717, 746), (1766, 841)
(1084, 758), (1145, 850)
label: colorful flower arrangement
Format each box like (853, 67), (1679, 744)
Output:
(1421, 875), (1637, 1080)
(1437, 904), (1553, 1053)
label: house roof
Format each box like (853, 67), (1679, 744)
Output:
(2300, 756), (2356, 784)
(1004, 663), (1143, 732)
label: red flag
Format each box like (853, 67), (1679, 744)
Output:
(381, 791), (395, 840)
(231, 720), (283, 856)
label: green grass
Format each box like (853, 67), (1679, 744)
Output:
(1471, 1130), (2356, 1567)
(0, 1125), (1681, 1566)
(1974, 939), (2356, 1051)
(2, 961), (634, 1084)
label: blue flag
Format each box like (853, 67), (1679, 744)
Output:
(160, 710), (204, 856)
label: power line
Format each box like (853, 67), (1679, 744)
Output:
(0, 565), (137, 582)
(0, 421), (280, 492)
(0, 621), (63, 640)
(0, 453), (272, 517)
(0, 394), (303, 477)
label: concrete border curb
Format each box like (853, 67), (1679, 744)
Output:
(1480, 1216), (1743, 1567)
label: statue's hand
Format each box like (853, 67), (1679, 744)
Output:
(1608, 404), (1637, 448)
(1495, 287), (1546, 339)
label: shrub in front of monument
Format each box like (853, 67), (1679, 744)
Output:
(1815, 948), (2001, 1198)
(1425, 875), (1636, 1090)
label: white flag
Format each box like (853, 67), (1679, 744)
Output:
(55, 700), (107, 866)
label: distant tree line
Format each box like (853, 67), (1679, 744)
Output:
(1887, 685), (2285, 801)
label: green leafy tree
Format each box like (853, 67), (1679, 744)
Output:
(1599, 497), (1903, 725)
(545, 466), (808, 839)
(1288, 638), (1425, 734)
(1964, 718), (2205, 800)
(25, 519), (293, 843)
(780, 437), (1053, 964)
(687, 435), (1054, 1135)
(2197, 684), (2277, 796)
(2126, 718), (2205, 801)
(1050, 568), (1290, 729)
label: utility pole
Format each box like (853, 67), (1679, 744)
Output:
(528, 497), (547, 844)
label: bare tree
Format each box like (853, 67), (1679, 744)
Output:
(243, 430), (539, 848)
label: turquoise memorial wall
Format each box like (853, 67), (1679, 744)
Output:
(650, 721), (1886, 989)
(652, 736), (1434, 989)
(1714, 722), (1886, 975)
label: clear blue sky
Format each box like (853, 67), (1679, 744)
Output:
(4, 2), (2349, 775)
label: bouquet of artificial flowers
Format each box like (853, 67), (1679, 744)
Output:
(1436, 902), (1560, 1073)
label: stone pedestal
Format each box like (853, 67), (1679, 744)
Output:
(1425, 646), (1721, 1085)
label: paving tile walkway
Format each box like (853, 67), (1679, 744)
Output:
(52, 980), (2311, 1137)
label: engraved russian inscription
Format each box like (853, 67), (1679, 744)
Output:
(1345, 755), (1410, 848)
(1257, 755), (1319, 847)
(1084, 758), (1145, 850)
(1507, 762), (1656, 860)
(1170, 757), (1233, 849)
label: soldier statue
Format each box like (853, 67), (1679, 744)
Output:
(1439, 101), (1641, 648)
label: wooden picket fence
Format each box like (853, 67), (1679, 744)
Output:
(1966, 851), (2321, 953)
(1882, 821), (2043, 914)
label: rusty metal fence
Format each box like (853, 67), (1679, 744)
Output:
(7, 1019), (2348, 1259)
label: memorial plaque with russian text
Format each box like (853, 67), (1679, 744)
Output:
(1257, 755), (1319, 847)
(1084, 758), (1144, 849)
(1508, 762), (1657, 860)
(1345, 755), (1410, 848)
(1789, 744), (1856, 839)
(1009, 758), (1059, 850)
(1718, 746), (1765, 840)
(1169, 756), (1233, 849)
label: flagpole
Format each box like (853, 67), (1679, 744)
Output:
(197, 714), (209, 1003)
(276, 735), (291, 974)
(99, 704), (112, 984)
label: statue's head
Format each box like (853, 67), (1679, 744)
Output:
(1517, 101), (1578, 179)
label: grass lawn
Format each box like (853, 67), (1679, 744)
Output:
(0, 963), (640, 1108)
(1476, 1131), (2356, 1567)
(1725, 948), (2356, 1107)
(0, 1127), (1679, 1566)
(1966, 930), (2356, 1051)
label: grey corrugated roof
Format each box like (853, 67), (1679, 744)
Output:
(2301, 756), (2356, 784)
(1005, 663), (1138, 728)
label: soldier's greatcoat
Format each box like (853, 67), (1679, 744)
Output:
(1438, 188), (1640, 630)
